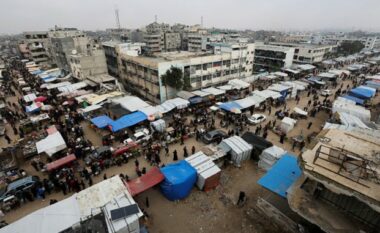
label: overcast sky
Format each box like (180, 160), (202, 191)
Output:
(0, 0), (379, 34)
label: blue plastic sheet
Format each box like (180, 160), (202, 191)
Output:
(90, 115), (114, 128)
(341, 95), (365, 105)
(160, 160), (197, 201)
(349, 87), (373, 99)
(219, 102), (242, 111)
(257, 154), (301, 198)
(109, 111), (147, 132)
(189, 96), (203, 104)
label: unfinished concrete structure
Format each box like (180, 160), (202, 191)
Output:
(288, 129), (380, 233)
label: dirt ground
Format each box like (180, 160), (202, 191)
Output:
(1, 77), (375, 233)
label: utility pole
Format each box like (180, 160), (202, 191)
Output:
(201, 16), (203, 28)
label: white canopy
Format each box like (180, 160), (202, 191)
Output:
(192, 90), (211, 97)
(113, 96), (151, 112)
(235, 95), (265, 109)
(318, 72), (337, 79)
(252, 90), (282, 100)
(36, 131), (67, 156)
(217, 85), (234, 91)
(228, 79), (250, 89)
(44, 81), (72, 90)
(58, 82), (88, 93)
(293, 107), (307, 116)
(297, 64), (316, 71)
(268, 83), (292, 92)
(273, 71), (288, 77)
(23, 93), (37, 102)
(202, 87), (225, 96)
(218, 136), (252, 167)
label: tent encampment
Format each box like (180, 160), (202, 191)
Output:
(218, 136), (253, 167)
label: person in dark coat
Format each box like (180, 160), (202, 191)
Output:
(173, 150), (178, 161)
(183, 146), (188, 158)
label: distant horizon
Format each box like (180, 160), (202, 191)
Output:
(0, 0), (380, 35)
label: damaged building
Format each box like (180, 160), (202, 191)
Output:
(288, 129), (380, 233)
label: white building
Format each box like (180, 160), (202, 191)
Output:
(69, 48), (108, 80)
(120, 42), (255, 103)
(254, 42), (295, 71)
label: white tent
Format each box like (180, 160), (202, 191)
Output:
(23, 93), (37, 102)
(258, 146), (287, 171)
(158, 97), (190, 113)
(235, 95), (265, 109)
(228, 79), (250, 89)
(218, 136), (252, 167)
(217, 85), (234, 91)
(36, 131), (67, 156)
(332, 98), (371, 122)
(273, 71), (288, 77)
(113, 96), (151, 112)
(337, 112), (370, 129)
(44, 81), (71, 89)
(192, 90), (211, 97)
(293, 107), (308, 116)
(202, 87), (225, 96)
(0, 195), (80, 233)
(252, 90), (282, 100)
(58, 82), (88, 93)
(280, 117), (297, 133)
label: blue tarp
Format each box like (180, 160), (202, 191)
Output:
(160, 160), (197, 201)
(189, 96), (203, 104)
(90, 115), (114, 128)
(365, 81), (380, 90)
(31, 70), (43, 75)
(341, 95), (365, 105)
(349, 88), (373, 99)
(357, 86), (376, 96)
(258, 154), (301, 198)
(219, 102), (242, 111)
(109, 111), (147, 132)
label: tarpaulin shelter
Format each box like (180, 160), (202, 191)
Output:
(109, 111), (147, 132)
(228, 79), (250, 89)
(91, 115), (114, 128)
(36, 131), (67, 156)
(113, 96), (151, 112)
(332, 98), (371, 122)
(112, 143), (139, 157)
(349, 87), (374, 99)
(280, 117), (297, 133)
(219, 102), (242, 112)
(176, 91), (195, 100)
(23, 93), (37, 102)
(150, 119), (166, 133)
(25, 102), (43, 113)
(341, 95), (365, 105)
(158, 97), (189, 113)
(365, 81), (380, 90)
(58, 82), (88, 93)
(234, 95), (265, 109)
(139, 106), (162, 120)
(218, 136), (253, 167)
(35, 96), (47, 102)
(127, 167), (164, 196)
(160, 160), (197, 201)
(46, 154), (76, 172)
(258, 154), (301, 198)
(202, 87), (225, 96)
(258, 145), (287, 171)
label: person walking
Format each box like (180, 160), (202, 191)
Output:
(4, 134), (11, 144)
(164, 145), (169, 156)
(307, 121), (313, 129)
(183, 146), (188, 158)
(191, 146), (196, 155)
(173, 150), (178, 161)
(237, 191), (246, 206)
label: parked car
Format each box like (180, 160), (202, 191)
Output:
(123, 129), (151, 145)
(247, 114), (266, 125)
(0, 176), (39, 203)
(202, 130), (227, 144)
(321, 89), (332, 96)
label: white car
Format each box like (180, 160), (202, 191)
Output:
(123, 129), (151, 145)
(321, 89), (332, 96)
(248, 114), (266, 124)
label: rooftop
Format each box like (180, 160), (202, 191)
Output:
(301, 129), (380, 208)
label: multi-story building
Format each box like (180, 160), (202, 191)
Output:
(269, 42), (337, 64)
(68, 48), (108, 80)
(188, 33), (208, 52)
(49, 27), (90, 74)
(362, 37), (380, 50)
(102, 41), (144, 78)
(254, 42), (295, 71)
(143, 33), (164, 53)
(23, 31), (52, 68)
(119, 43), (255, 103)
(288, 129), (380, 233)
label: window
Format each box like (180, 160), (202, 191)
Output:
(295, 49), (299, 53)
(308, 50), (312, 53)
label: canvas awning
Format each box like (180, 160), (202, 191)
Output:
(252, 90), (282, 100)
(202, 87), (225, 96)
(297, 64), (316, 71)
(176, 91), (195, 100)
(109, 111), (147, 132)
(273, 71), (288, 77)
(228, 79), (250, 89)
(46, 154), (76, 172)
(192, 90), (211, 98)
(219, 102), (242, 111)
(127, 167), (164, 196)
(36, 131), (67, 156)
(90, 115), (114, 128)
(113, 96), (151, 112)
(23, 93), (37, 102)
(58, 82), (88, 93)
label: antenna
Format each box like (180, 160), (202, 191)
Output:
(201, 16), (203, 28)
(115, 6), (121, 29)
(155, 15), (158, 23)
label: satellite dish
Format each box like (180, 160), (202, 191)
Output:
(71, 49), (77, 55)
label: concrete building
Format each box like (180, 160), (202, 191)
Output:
(143, 33), (163, 53)
(49, 27), (90, 74)
(254, 43), (295, 71)
(119, 43), (255, 103)
(188, 33), (208, 52)
(102, 41), (144, 78)
(69, 48), (108, 80)
(288, 129), (380, 233)
(23, 31), (52, 68)
(269, 42), (337, 64)
(362, 37), (380, 50)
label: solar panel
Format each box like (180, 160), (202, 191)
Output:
(110, 204), (139, 221)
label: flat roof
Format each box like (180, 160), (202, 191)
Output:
(302, 129), (380, 205)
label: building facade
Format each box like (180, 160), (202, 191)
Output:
(22, 31), (52, 68)
(254, 43), (295, 71)
(69, 48), (108, 80)
(120, 43), (255, 103)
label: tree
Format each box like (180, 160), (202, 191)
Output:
(337, 41), (365, 56)
(161, 66), (183, 90)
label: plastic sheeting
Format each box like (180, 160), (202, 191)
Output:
(36, 131), (67, 156)
(23, 93), (37, 102)
(109, 111), (147, 132)
(219, 102), (242, 111)
(332, 98), (371, 122)
(349, 87), (374, 99)
(257, 154), (301, 198)
(113, 96), (151, 112)
(258, 145), (287, 171)
(228, 79), (250, 89)
(341, 95), (365, 105)
(127, 167), (164, 196)
(151, 119), (166, 132)
(218, 136), (253, 167)
(91, 115), (114, 128)
(160, 160), (197, 201)
(25, 102), (43, 113)
(46, 154), (76, 172)
(202, 87), (225, 96)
